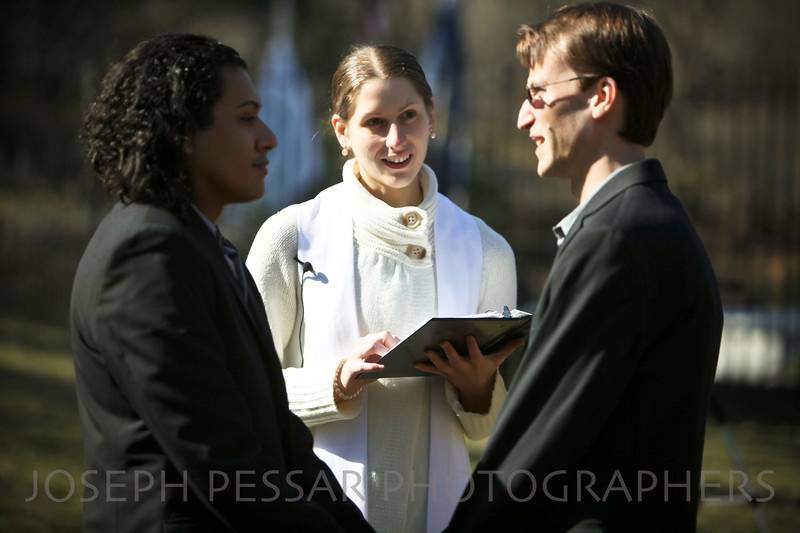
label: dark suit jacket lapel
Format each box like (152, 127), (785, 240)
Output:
(497, 160), (670, 462)
(556, 159), (668, 255)
(184, 211), (276, 360)
(523, 160), (667, 373)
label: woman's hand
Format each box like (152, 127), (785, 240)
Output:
(415, 336), (524, 413)
(336, 331), (398, 400)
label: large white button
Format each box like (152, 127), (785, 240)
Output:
(406, 245), (426, 259)
(401, 211), (422, 229)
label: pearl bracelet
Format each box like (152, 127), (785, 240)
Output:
(334, 359), (362, 402)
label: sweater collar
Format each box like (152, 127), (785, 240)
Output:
(342, 159), (438, 246)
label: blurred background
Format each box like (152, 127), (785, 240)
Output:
(1, 0), (798, 531)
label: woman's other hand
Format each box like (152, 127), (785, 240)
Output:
(416, 336), (524, 413)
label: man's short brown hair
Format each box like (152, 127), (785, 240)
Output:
(517, 2), (672, 147)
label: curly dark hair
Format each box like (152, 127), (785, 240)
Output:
(80, 33), (247, 215)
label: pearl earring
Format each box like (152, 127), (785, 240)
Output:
(341, 146), (350, 157)
(430, 131), (437, 140)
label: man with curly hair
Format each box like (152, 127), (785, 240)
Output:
(71, 34), (373, 533)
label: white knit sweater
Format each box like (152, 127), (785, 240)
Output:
(246, 164), (517, 532)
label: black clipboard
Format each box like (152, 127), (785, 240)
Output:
(357, 308), (532, 379)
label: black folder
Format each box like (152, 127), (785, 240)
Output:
(358, 308), (532, 379)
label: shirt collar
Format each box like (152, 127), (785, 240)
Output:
(191, 204), (218, 235)
(551, 160), (643, 246)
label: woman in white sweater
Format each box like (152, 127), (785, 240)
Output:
(246, 45), (520, 533)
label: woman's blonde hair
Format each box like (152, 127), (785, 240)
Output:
(331, 44), (434, 120)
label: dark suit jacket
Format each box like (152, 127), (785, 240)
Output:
(448, 160), (723, 532)
(70, 203), (373, 533)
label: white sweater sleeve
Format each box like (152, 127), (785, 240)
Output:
(444, 217), (517, 440)
(245, 206), (362, 428)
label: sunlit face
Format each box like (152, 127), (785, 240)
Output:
(333, 77), (433, 207)
(186, 67), (277, 217)
(517, 51), (594, 180)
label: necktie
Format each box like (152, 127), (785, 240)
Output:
(216, 228), (248, 303)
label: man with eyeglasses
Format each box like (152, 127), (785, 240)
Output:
(447, 3), (722, 532)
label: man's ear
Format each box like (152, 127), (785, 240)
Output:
(590, 76), (618, 119)
(331, 114), (349, 148)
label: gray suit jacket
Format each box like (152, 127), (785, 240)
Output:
(70, 203), (373, 533)
(448, 159), (723, 532)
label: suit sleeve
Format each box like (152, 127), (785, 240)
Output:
(485, 227), (645, 506)
(96, 225), (371, 532)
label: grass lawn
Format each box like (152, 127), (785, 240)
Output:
(2, 316), (798, 532)
(0, 318), (82, 533)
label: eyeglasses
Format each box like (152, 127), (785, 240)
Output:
(525, 75), (600, 108)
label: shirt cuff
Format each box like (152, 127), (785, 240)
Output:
(282, 363), (365, 427)
(445, 372), (507, 441)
